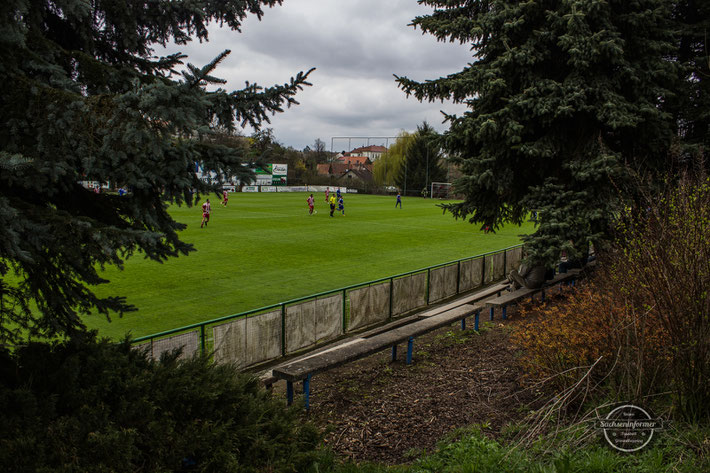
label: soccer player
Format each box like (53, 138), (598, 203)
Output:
(395, 192), (402, 208)
(200, 198), (211, 228)
(336, 188), (341, 199)
(325, 188), (329, 203)
(338, 196), (344, 215)
(329, 194), (336, 217)
(307, 193), (315, 215)
(221, 189), (229, 206)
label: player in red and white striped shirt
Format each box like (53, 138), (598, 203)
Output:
(200, 199), (211, 228)
(307, 194), (315, 215)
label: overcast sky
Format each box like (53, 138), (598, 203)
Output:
(160, 0), (473, 152)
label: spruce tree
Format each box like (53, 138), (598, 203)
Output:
(0, 0), (313, 343)
(668, 0), (710, 161)
(395, 122), (447, 196)
(396, 0), (679, 266)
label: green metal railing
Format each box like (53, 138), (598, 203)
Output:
(132, 244), (522, 365)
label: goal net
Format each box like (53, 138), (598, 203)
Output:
(430, 182), (453, 199)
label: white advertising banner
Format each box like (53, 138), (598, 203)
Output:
(255, 175), (272, 186)
(242, 186), (259, 192)
(272, 163), (288, 175)
(277, 186), (307, 192)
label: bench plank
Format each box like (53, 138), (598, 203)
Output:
(272, 304), (477, 382)
(486, 269), (580, 307)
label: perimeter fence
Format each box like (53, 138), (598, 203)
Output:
(132, 244), (523, 370)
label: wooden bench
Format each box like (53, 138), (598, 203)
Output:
(485, 268), (582, 319)
(270, 283), (509, 409)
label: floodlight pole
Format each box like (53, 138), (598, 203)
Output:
(426, 145), (429, 198)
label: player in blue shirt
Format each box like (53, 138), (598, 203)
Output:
(338, 196), (344, 215)
(395, 192), (402, 208)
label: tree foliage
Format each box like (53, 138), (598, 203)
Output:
(0, 336), (323, 472)
(0, 0), (313, 343)
(513, 173), (710, 421)
(395, 0), (705, 266)
(373, 130), (412, 187)
(394, 122), (447, 196)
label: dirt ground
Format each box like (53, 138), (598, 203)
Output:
(271, 298), (555, 465)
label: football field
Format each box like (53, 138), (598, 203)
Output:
(86, 192), (535, 339)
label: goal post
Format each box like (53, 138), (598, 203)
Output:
(430, 182), (452, 199)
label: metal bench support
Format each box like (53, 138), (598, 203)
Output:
(286, 380), (294, 406)
(303, 374), (311, 411)
(406, 336), (414, 364)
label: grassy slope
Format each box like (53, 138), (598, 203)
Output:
(86, 192), (534, 339)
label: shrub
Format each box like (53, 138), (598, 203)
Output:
(513, 280), (671, 404)
(609, 174), (710, 421)
(512, 173), (710, 421)
(0, 335), (323, 472)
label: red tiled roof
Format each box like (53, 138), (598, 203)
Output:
(350, 145), (387, 153)
(317, 162), (373, 176)
(335, 155), (371, 165)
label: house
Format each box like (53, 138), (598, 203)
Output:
(334, 155), (371, 166)
(317, 161), (373, 178)
(343, 145), (387, 161)
(338, 168), (374, 185)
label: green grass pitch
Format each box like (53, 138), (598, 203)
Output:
(86, 192), (535, 340)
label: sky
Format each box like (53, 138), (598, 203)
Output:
(159, 0), (474, 152)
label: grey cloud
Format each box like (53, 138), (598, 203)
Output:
(158, 0), (472, 149)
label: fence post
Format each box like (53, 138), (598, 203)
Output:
(482, 255), (486, 285)
(426, 268), (431, 305)
(200, 325), (206, 356)
(389, 277), (394, 319)
(281, 303), (286, 357)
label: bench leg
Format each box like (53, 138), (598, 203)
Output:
(406, 337), (414, 365)
(475, 310), (480, 331)
(461, 318), (466, 330)
(303, 374), (311, 411)
(502, 305), (507, 320)
(286, 381), (294, 406)
(391, 344), (397, 361)
(489, 306), (495, 321)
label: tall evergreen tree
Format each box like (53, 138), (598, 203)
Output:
(668, 0), (710, 161)
(396, 0), (679, 266)
(0, 0), (313, 343)
(395, 122), (447, 196)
